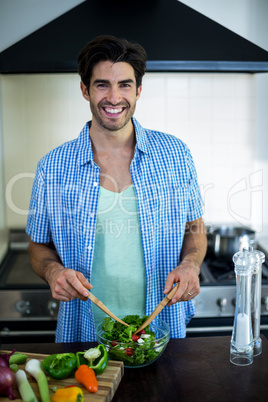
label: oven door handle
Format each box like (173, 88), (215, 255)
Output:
(0, 328), (56, 337)
(187, 324), (268, 334)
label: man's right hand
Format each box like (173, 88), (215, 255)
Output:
(28, 240), (92, 302)
(48, 263), (92, 302)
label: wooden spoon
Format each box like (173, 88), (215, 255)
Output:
(134, 283), (180, 334)
(88, 292), (129, 327)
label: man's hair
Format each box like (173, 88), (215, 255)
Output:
(78, 35), (147, 89)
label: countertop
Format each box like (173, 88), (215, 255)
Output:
(2, 335), (268, 402)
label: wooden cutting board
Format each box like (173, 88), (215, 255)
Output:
(0, 351), (124, 402)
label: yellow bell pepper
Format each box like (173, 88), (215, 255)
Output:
(51, 386), (84, 402)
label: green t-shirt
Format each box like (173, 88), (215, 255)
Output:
(91, 185), (146, 329)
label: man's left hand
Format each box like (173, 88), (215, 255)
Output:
(163, 259), (200, 305)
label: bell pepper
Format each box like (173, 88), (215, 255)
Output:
(42, 353), (77, 379)
(76, 344), (108, 375)
(75, 365), (98, 393)
(51, 386), (84, 402)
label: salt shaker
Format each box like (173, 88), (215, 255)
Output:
(251, 250), (265, 356)
(230, 248), (255, 366)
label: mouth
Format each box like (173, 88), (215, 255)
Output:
(102, 106), (126, 117)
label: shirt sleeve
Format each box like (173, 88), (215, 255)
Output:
(186, 146), (204, 222)
(26, 158), (53, 243)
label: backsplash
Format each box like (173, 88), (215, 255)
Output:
(0, 72), (262, 233)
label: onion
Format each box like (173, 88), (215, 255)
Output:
(0, 350), (16, 368)
(0, 366), (16, 399)
(0, 358), (8, 368)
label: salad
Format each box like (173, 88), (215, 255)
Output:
(99, 315), (168, 366)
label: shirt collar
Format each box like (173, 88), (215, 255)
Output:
(132, 117), (149, 155)
(76, 118), (149, 166)
(76, 122), (94, 166)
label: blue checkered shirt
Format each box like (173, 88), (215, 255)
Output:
(26, 118), (203, 342)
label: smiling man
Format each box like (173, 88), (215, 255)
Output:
(83, 61), (141, 133)
(26, 35), (207, 342)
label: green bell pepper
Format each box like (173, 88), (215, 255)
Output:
(76, 344), (108, 375)
(9, 352), (28, 365)
(42, 353), (77, 379)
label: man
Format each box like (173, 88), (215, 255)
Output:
(27, 35), (207, 342)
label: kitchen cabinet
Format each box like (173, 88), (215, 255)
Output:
(2, 335), (268, 401)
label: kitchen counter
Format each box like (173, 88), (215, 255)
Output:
(2, 335), (268, 401)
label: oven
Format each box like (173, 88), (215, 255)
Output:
(1, 230), (267, 343)
(187, 247), (268, 338)
(0, 230), (59, 344)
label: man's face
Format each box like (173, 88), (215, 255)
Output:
(81, 60), (142, 132)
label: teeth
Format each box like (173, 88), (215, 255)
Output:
(104, 107), (123, 114)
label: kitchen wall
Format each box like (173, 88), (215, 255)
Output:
(0, 78), (5, 229)
(0, 72), (260, 232)
(0, 0), (267, 242)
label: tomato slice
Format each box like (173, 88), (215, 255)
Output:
(138, 329), (146, 335)
(131, 334), (140, 342)
(125, 348), (134, 356)
(111, 340), (118, 347)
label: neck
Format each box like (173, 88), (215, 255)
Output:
(89, 119), (136, 152)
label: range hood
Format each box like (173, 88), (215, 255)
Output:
(1, 0), (268, 73)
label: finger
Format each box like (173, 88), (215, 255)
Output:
(77, 271), (92, 287)
(67, 273), (91, 298)
(56, 285), (88, 302)
(186, 291), (194, 300)
(76, 272), (93, 293)
(167, 281), (190, 305)
(163, 276), (177, 294)
(51, 287), (73, 301)
(184, 288), (199, 301)
(57, 286), (88, 302)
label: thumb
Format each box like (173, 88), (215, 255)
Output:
(163, 278), (174, 294)
(77, 272), (93, 290)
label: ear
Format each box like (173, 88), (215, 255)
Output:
(136, 84), (142, 100)
(80, 81), (90, 101)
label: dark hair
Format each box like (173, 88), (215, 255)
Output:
(78, 35), (147, 89)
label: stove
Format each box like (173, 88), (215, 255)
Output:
(187, 249), (268, 337)
(1, 230), (268, 342)
(0, 231), (59, 344)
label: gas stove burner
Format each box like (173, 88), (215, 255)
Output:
(216, 270), (236, 281)
(207, 259), (234, 270)
(205, 258), (235, 283)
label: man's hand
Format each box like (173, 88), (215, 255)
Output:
(28, 240), (92, 302)
(47, 263), (92, 302)
(163, 217), (207, 305)
(163, 259), (200, 305)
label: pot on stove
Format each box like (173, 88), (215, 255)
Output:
(206, 225), (256, 261)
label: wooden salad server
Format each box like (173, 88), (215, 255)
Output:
(87, 291), (129, 327)
(134, 282), (180, 334)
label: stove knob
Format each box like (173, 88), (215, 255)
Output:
(48, 301), (58, 317)
(14, 300), (31, 314)
(0, 327), (10, 336)
(261, 296), (268, 311)
(217, 298), (227, 312)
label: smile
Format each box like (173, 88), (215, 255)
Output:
(103, 107), (125, 115)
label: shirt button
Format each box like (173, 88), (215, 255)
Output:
(93, 182), (98, 187)
(87, 246), (92, 251)
(90, 213), (94, 218)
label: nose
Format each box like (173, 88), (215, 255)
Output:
(106, 86), (122, 105)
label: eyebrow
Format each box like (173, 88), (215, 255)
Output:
(92, 79), (135, 85)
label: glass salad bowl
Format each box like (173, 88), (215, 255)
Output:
(96, 316), (170, 368)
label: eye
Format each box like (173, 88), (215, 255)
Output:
(120, 83), (131, 88)
(97, 83), (108, 88)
